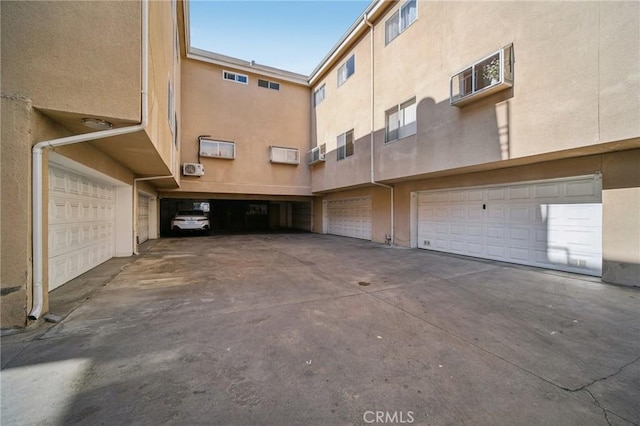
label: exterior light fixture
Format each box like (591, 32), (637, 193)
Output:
(81, 118), (113, 130)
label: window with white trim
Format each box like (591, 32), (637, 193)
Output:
(337, 55), (355, 86)
(337, 130), (354, 161)
(450, 44), (514, 106)
(199, 138), (236, 159)
(314, 84), (326, 106)
(258, 79), (280, 91)
(385, 97), (417, 143)
(270, 146), (300, 165)
(167, 79), (175, 135)
(223, 70), (248, 84)
(385, 0), (418, 45)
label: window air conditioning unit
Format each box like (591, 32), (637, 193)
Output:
(307, 146), (326, 165)
(182, 163), (204, 176)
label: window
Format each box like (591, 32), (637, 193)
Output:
(385, 97), (417, 143)
(337, 130), (354, 161)
(270, 146), (300, 165)
(314, 84), (326, 106)
(223, 70), (248, 84)
(167, 79), (175, 135)
(258, 79), (280, 91)
(385, 0), (418, 45)
(199, 138), (236, 159)
(337, 55), (355, 86)
(174, 114), (178, 148)
(450, 44), (514, 106)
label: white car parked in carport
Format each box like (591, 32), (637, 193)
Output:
(171, 210), (210, 234)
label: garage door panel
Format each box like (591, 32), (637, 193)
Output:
(468, 189), (483, 202)
(138, 194), (150, 244)
(508, 186), (530, 200)
(467, 242), (483, 255)
(534, 183), (561, 199)
(327, 197), (371, 240)
(486, 227), (505, 240)
(508, 206), (533, 222)
(450, 206), (465, 219)
(450, 224), (465, 235)
(48, 166), (115, 291)
(566, 180), (598, 198)
(488, 188), (506, 200)
(487, 207), (505, 220)
(434, 238), (450, 250)
(508, 227), (530, 243)
(417, 176), (602, 276)
(486, 244), (507, 258)
(450, 191), (465, 202)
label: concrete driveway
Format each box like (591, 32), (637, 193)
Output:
(2, 233), (639, 425)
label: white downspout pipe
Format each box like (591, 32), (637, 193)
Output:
(29, 0), (150, 320)
(365, 15), (395, 245)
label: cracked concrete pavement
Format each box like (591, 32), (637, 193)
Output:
(1, 233), (639, 425)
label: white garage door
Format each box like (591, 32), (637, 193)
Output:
(417, 175), (602, 276)
(48, 165), (115, 291)
(327, 197), (372, 240)
(137, 194), (150, 244)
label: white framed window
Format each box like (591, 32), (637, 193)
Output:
(174, 114), (178, 148)
(270, 146), (300, 165)
(258, 79), (280, 91)
(385, 0), (418, 45)
(223, 70), (248, 85)
(199, 138), (236, 159)
(450, 44), (514, 106)
(314, 84), (326, 106)
(337, 130), (354, 161)
(167, 79), (175, 135)
(385, 97), (417, 143)
(337, 55), (355, 86)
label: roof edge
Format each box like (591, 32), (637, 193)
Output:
(308, 0), (389, 86)
(186, 47), (309, 86)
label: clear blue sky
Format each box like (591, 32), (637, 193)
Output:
(189, 1), (371, 76)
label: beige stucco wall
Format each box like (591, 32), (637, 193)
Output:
(311, 32), (373, 193)
(601, 150), (640, 286)
(145, 0), (180, 176)
(178, 59), (312, 196)
(1, 96), (33, 328)
(1, 0), (141, 121)
(0, 0), (176, 328)
(311, 1), (640, 192)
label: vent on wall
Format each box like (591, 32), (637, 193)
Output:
(307, 145), (326, 165)
(182, 163), (204, 176)
(270, 146), (300, 165)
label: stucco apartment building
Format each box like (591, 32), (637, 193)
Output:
(1, 0), (639, 329)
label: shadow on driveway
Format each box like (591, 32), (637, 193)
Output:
(2, 234), (639, 424)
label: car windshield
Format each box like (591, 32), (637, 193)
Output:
(176, 210), (205, 216)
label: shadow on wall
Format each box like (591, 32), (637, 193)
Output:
(311, 88), (514, 191)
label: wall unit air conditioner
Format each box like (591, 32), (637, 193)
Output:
(307, 145), (326, 165)
(182, 163), (204, 176)
(270, 146), (300, 165)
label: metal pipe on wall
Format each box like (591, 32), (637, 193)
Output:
(29, 0), (150, 320)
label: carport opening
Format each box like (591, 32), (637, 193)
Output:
(160, 199), (312, 237)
